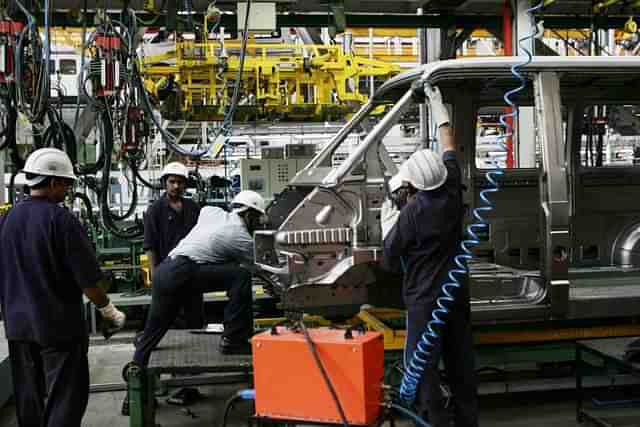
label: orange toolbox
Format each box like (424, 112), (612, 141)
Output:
(252, 327), (384, 425)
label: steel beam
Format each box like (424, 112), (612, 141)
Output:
(535, 72), (570, 318)
(38, 12), (630, 30)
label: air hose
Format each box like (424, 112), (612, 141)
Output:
(220, 389), (255, 427)
(397, 0), (545, 412)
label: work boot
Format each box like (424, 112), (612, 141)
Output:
(218, 336), (252, 355)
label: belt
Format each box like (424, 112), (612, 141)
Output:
(170, 255), (207, 264)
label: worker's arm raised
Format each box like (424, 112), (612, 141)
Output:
(424, 83), (457, 153)
(439, 125), (456, 154)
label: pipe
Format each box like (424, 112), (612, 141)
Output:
(417, 7), (429, 149)
(503, 0), (514, 168)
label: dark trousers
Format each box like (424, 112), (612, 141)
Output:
(8, 338), (89, 427)
(405, 294), (478, 427)
(133, 256), (253, 366)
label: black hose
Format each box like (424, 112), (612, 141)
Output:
(72, 191), (98, 229)
(8, 169), (19, 205)
(72, 0), (88, 134)
(389, 403), (431, 427)
(220, 395), (243, 427)
(0, 96), (13, 151)
(3, 93), (23, 170)
(98, 111), (143, 240)
(219, 390), (255, 427)
(129, 159), (162, 190)
(298, 321), (350, 427)
(43, 110), (78, 164)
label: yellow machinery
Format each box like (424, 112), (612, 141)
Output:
(139, 37), (401, 121)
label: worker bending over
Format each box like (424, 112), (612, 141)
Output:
(132, 190), (267, 366)
(143, 162), (201, 326)
(0, 148), (125, 427)
(382, 85), (478, 427)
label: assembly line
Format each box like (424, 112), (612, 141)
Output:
(2, 1), (640, 427)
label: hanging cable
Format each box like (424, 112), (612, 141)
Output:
(298, 321), (350, 427)
(14, 0), (49, 123)
(42, 109), (78, 164)
(136, 0), (252, 159)
(98, 111), (144, 239)
(397, 0), (546, 409)
(72, 0), (89, 134)
(72, 191), (99, 229)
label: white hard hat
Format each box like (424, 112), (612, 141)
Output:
(398, 149), (448, 191)
(161, 162), (189, 180)
(231, 190), (266, 215)
(22, 148), (77, 187)
(388, 175), (403, 193)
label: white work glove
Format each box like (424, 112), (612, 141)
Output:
(424, 83), (450, 128)
(98, 302), (126, 339)
(380, 199), (400, 241)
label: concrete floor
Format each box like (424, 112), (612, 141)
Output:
(0, 335), (636, 427)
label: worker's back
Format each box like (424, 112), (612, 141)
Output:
(168, 206), (254, 265)
(396, 151), (465, 307)
(0, 197), (101, 345)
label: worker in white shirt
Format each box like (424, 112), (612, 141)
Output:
(132, 190), (267, 365)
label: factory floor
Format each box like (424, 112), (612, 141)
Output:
(0, 334), (594, 427)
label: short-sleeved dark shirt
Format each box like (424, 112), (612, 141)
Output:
(143, 194), (200, 266)
(0, 197), (102, 345)
(383, 150), (465, 308)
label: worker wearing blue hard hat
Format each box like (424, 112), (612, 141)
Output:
(382, 85), (478, 427)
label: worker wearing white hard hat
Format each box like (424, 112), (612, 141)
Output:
(382, 84), (478, 427)
(131, 190), (268, 372)
(143, 160), (200, 280)
(1, 148), (125, 426)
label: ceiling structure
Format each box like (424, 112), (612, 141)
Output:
(48, 0), (638, 15)
(36, 0), (637, 29)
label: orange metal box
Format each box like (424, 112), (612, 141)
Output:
(252, 327), (384, 425)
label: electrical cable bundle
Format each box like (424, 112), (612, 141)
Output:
(97, 111), (144, 239)
(14, 0), (50, 123)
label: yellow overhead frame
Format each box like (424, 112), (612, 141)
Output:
(139, 38), (401, 121)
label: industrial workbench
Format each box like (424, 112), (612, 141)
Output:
(127, 330), (252, 427)
(86, 285), (272, 334)
(576, 337), (640, 426)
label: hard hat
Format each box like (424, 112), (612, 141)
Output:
(22, 148), (77, 187)
(397, 149), (448, 191)
(388, 175), (403, 193)
(231, 190), (266, 215)
(160, 162), (189, 180)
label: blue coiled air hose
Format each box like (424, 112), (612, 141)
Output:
(396, 0), (546, 412)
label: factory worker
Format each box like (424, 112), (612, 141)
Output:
(382, 85), (478, 427)
(0, 148), (125, 427)
(131, 190), (267, 369)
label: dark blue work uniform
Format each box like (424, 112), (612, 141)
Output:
(384, 151), (478, 427)
(0, 197), (103, 427)
(143, 193), (201, 327)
